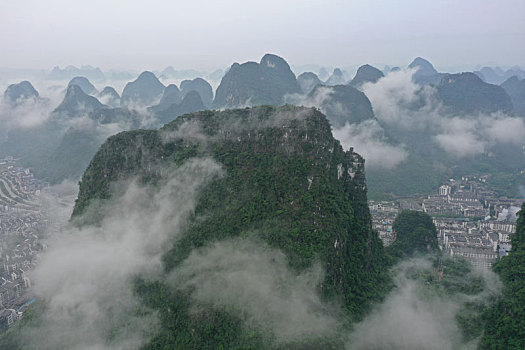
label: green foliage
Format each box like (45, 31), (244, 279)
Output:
(480, 203), (525, 349)
(387, 210), (439, 259)
(71, 106), (390, 348)
(0, 301), (46, 349)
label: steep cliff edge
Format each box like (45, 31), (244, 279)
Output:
(63, 106), (390, 348)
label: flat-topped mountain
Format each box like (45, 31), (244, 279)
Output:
(70, 105), (389, 348)
(213, 54), (300, 108)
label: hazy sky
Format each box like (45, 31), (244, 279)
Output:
(1, 0), (524, 71)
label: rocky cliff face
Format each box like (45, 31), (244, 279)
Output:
(72, 105), (389, 348)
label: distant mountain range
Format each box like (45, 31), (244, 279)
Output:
(474, 66), (525, 85)
(1, 54), (523, 197)
(48, 65), (105, 81)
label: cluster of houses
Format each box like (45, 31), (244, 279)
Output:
(0, 158), (45, 332)
(369, 175), (521, 269)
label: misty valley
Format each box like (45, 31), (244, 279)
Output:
(0, 53), (524, 350)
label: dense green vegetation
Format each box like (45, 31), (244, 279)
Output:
(480, 203), (525, 349)
(385, 213), (497, 347)
(387, 210), (439, 259)
(2, 103), (520, 348)
(0, 301), (45, 350)
(70, 105), (390, 348)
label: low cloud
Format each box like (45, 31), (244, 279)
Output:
(169, 238), (342, 344)
(333, 120), (408, 169)
(434, 114), (525, 157)
(22, 158), (223, 350)
(285, 85), (335, 112)
(434, 128), (485, 158)
(362, 69), (525, 158)
(362, 68), (440, 129)
(161, 106), (313, 147)
(285, 85), (359, 127)
(0, 97), (52, 142)
(0, 79), (67, 139)
(160, 118), (209, 146)
(286, 86), (407, 170)
(39, 179), (79, 232)
(347, 258), (501, 350)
